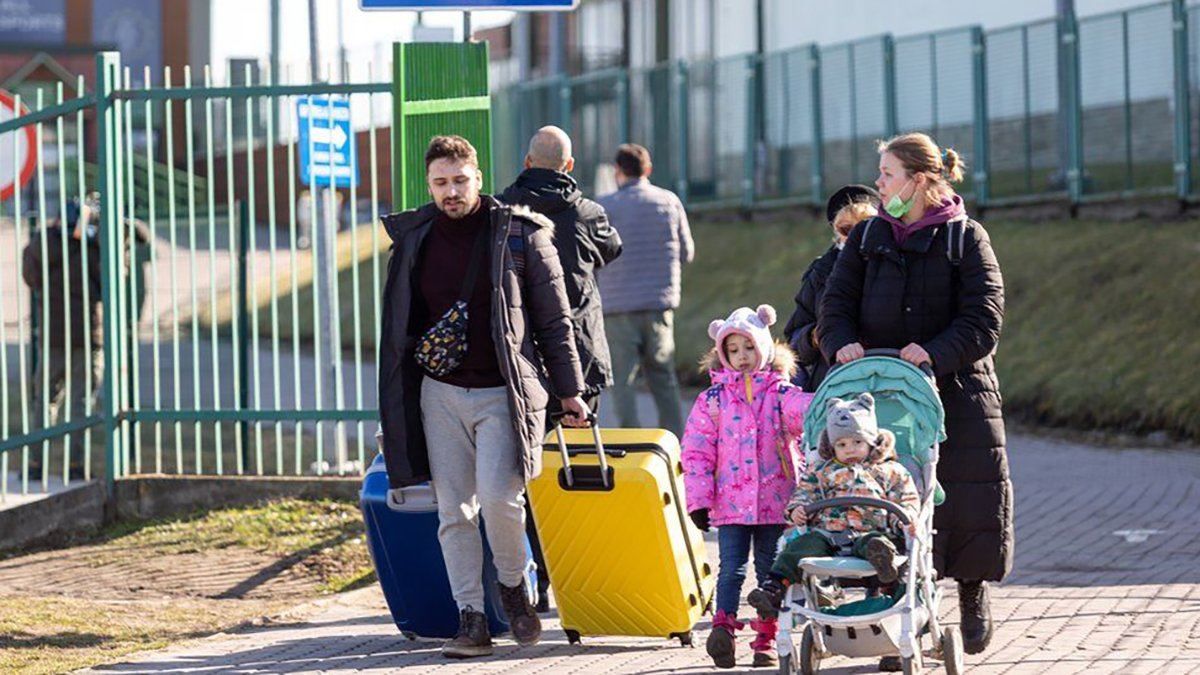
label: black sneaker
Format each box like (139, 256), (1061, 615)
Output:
(705, 623), (737, 669)
(958, 579), (994, 654)
(747, 579), (786, 617)
(498, 580), (542, 646)
(864, 537), (900, 584)
(443, 607), (493, 659)
(878, 655), (902, 671)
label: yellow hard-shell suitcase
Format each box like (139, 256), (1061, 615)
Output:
(528, 425), (716, 646)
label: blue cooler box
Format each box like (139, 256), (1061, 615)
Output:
(361, 453), (536, 639)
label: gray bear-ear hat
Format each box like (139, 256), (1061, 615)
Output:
(824, 393), (879, 445)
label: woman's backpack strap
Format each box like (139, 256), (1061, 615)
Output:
(946, 217), (967, 267)
(857, 217), (878, 261)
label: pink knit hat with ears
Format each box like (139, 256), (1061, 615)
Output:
(708, 304), (778, 372)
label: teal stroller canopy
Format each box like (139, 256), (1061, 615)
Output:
(803, 356), (946, 502)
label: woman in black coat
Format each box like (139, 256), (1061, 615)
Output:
(783, 185), (879, 391)
(818, 133), (1011, 656)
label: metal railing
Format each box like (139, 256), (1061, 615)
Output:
(493, 0), (1200, 210)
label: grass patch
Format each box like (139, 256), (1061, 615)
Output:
(0, 498), (375, 674)
(674, 215), (1200, 440)
(0, 596), (288, 675)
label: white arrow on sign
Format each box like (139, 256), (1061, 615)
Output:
(309, 124), (349, 149)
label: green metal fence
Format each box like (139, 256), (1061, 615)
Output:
(1, 44), (500, 504)
(494, 0), (1200, 211)
(1, 52), (399, 503)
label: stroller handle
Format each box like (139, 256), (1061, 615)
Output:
(835, 347), (935, 379)
(804, 496), (913, 526)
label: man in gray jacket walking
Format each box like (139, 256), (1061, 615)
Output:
(596, 144), (694, 436)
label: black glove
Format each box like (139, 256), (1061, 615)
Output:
(689, 509), (711, 532)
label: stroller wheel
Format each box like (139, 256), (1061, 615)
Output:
(797, 623), (821, 675)
(940, 626), (964, 675)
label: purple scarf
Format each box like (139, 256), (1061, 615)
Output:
(880, 194), (966, 245)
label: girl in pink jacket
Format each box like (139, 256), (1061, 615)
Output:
(682, 304), (813, 669)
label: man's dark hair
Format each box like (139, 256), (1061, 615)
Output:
(614, 143), (651, 178)
(425, 135), (479, 170)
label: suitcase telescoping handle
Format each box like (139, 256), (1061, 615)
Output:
(552, 412), (608, 489)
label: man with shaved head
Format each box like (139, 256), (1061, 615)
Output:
(501, 126), (623, 612)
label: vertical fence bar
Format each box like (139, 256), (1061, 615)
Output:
(35, 88), (50, 490)
(203, 66), (223, 475)
(971, 26), (991, 207)
(1172, 0), (1192, 200)
(55, 82), (73, 485)
(285, 73), (304, 474)
(1122, 13), (1134, 192)
(264, 65), (284, 474)
(163, 67), (183, 470)
(245, 63), (264, 475)
(112, 74), (130, 479)
(368, 63), (382, 373)
(123, 69), (141, 475)
(673, 60), (690, 202)
(96, 52), (121, 496)
(0, 102), (10, 496)
(347, 66), (365, 471)
(617, 69), (631, 144)
(929, 35), (939, 137)
(183, 66), (203, 472)
(743, 55), (759, 209)
(1022, 26), (1034, 194)
(849, 42), (859, 184)
(78, 75), (93, 477)
(13, 92), (30, 495)
(143, 67), (161, 474)
(237, 198), (250, 463)
(323, 83), (347, 474)
(1059, 6), (1084, 206)
(306, 90), (324, 475)
(883, 35), (898, 138)
(557, 76), (572, 134)
(224, 67), (244, 473)
(809, 45), (824, 207)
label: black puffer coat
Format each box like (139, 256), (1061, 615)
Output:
(378, 197), (584, 490)
(783, 244), (839, 391)
(501, 168), (623, 397)
(818, 215), (1012, 583)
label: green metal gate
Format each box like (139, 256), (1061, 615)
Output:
(2, 45), (493, 505)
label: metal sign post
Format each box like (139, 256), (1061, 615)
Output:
(298, 95), (359, 474)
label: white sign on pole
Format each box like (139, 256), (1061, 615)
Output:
(0, 90), (37, 201)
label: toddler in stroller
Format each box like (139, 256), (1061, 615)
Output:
(748, 351), (965, 674)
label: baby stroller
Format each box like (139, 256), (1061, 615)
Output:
(775, 349), (963, 675)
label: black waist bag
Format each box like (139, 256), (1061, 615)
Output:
(414, 228), (487, 378)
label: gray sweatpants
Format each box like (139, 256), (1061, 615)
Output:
(421, 377), (528, 612)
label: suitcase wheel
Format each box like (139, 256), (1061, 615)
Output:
(401, 631), (417, 641)
(671, 631), (695, 647)
(565, 629), (582, 645)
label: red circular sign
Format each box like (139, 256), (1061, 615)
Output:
(0, 89), (37, 202)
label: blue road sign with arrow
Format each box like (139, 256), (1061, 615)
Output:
(298, 95), (359, 188)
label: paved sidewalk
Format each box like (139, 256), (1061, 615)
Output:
(87, 427), (1200, 674)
